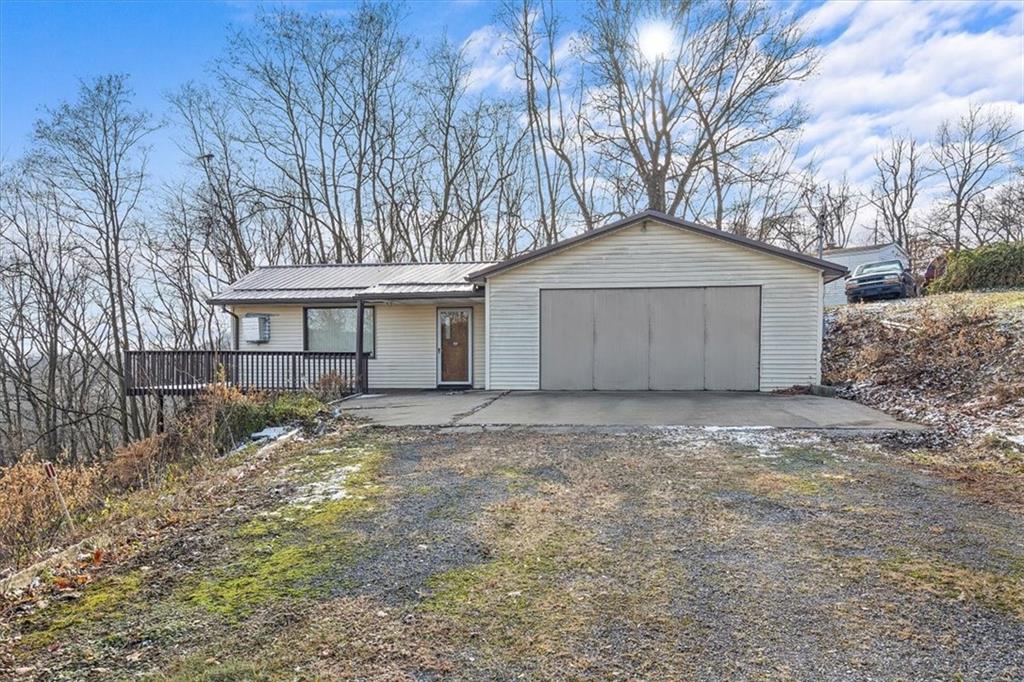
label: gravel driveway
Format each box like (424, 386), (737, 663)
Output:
(6, 425), (1023, 680)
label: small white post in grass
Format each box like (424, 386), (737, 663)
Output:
(44, 462), (75, 534)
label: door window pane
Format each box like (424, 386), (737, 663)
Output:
(305, 308), (374, 353)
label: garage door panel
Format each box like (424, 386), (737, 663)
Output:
(540, 286), (760, 392)
(594, 289), (649, 390)
(704, 287), (760, 390)
(540, 290), (594, 389)
(649, 288), (705, 390)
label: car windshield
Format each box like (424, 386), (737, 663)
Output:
(853, 260), (902, 276)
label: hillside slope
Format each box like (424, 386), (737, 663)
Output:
(824, 291), (1024, 445)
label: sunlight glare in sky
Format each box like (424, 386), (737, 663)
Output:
(637, 21), (675, 62)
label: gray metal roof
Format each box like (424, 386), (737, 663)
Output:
(208, 262), (495, 305)
(210, 210), (850, 306)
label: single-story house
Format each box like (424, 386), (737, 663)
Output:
(822, 242), (909, 307)
(208, 210), (846, 392)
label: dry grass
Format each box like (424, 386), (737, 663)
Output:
(0, 385), (327, 572)
(0, 453), (102, 570)
(827, 303), (1011, 390)
(158, 597), (457, 681)
(5, 428), (1023, 680)
(877, 555), (1024, 620)
(824, 291), (1024, 497)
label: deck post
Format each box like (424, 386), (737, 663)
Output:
(355, 299), (366, 393)
(156, 393), (165, 434)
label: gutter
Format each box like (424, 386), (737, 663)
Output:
(208, 288), (486, 306)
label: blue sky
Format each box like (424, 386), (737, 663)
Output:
(0, 0), (498, 172)
(2, 0), (1022, 196)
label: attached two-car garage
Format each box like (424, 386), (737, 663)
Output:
(474, 211), (847, 393)
(540, 287), (760, 391)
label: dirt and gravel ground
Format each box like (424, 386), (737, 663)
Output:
(3, 423), (1023, 680)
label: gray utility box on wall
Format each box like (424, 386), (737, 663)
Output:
(242, 314), (271, 344)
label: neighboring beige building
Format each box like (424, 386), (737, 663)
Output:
(210, 210), (846, 393)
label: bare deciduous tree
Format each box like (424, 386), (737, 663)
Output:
(931, 104), (1020, 251)
(582, 0), (815, 224)
(502, 0), (596, 235)
(800, 174), (860, 254)
(870, 133), (924, 264)
(31, 75), (157, 444)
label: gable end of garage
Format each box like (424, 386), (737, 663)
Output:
(469, 210), (847, 284)
(484, 219), (825, 392)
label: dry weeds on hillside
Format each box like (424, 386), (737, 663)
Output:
(825, 292), (1024, 442)
(824, 291), (1024, 505)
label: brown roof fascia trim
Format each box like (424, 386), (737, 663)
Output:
(352, 291), (484, 302)
(206, 296), (360, 306)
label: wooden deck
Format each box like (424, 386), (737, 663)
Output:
(124, 350), (366, 396)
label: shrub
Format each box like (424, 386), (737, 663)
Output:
(201, 384), (273, 452)
(104, 435), (168, 489)
(930, 241), (1024, 293)
(268, 392), (326, 424)
(313, 371), (354, 398)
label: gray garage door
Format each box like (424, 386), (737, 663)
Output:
(540, 287), (760, 391)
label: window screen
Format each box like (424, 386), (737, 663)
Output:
(305, 307), (374, 354)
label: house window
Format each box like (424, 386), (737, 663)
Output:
(304, 307), (375, 355)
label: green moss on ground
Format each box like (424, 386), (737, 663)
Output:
(187, 542), (336, 618)
(180, 436), (389, 620)
(19, 571), (145, 649)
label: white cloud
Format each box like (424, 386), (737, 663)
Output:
(457, 3), (1022, 242)
(459, 23), (580, 95)
(800, 0), (864, 37)
(794, 0), (1024, 183)
(461, 25), (520, 94)
(790, 0), (1024, 241)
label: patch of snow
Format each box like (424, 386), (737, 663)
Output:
(250, 426), (295, 441)
(291, 464), (361, 506)
(659, 425), (824, 458)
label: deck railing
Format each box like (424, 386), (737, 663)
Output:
(124, 350), (366, 396)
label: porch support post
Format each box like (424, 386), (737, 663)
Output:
(355, 299), (366, 393)
(156, 393), (165, 434)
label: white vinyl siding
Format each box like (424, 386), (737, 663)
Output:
(230, 301), (484, 389)
(232, 305), (304, 351)
(485, 220), (824, 392)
